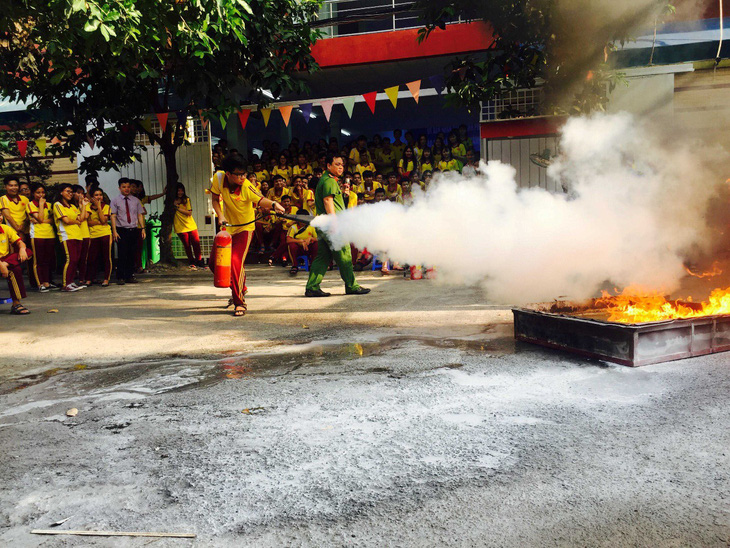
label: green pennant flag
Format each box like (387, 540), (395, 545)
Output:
(341, 97), (355, 118)
(219, 114), (228, 129)
(0, 141), (9, 149)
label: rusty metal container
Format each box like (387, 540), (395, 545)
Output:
(512, 308), (730, 366)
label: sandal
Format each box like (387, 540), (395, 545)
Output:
(188, 264), (197, 270)
(268, 257), (275, 267)
(233, 305), (246, 317)
(289, 265), (299, 276)
(10, 304), (30, 315)
(101, 281), (110, 287)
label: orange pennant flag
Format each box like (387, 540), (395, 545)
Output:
(198, 110), (209, 129)
(261, 108), (272, 127)
(384, 85), (399, 108)
(406, 80), (421, 103)
(279, 105), (293, 127)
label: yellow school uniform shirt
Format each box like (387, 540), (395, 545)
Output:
(277, 207), (299, 232)
(356, 181), (382, 202)
(210, 171), (263, 235)
(343, 192), (358, 209)
(391, 142), (405, 162)
(438, 159), (462, 172)
(355, 163), (376, 178)
(267, 187), (290, 203)
(254, 169), (270, 183)
(398, 159), (417, 174)
(290, 188), (315, 214)
(348, 148), (361, 166)
(0, 223), (20, 256)
(53, 202), (83, 241)
(376, 149), (396, 170)
(79, 206), (90, 239)
(173, 198), (198, 234)
(271, 166), (292, 182)
(287, 224), (317, 241)
(27, 201), (56, 239)
(451, 143), (466, 158)
(87, 204), (112, 238)
(292, 164), (312, 178)
(384, 185), (402, 201)
(0, 195), (29, 232)
(419, 161), (434, 173)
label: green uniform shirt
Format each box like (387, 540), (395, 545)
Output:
(314, 171), (345, 215)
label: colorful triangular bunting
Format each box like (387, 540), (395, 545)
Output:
(363, 92), (377, 114)
(16, 140), (28, 157)
(300, 103), (312, 123)
(279, 105), (293, 127)
(219, 114), (228, 130)
(319, 100), (334, 122)
(139, 117), (153, 133)
(0, 140), (9, 149)
(238, 109), (251, 130)
(35, 138), (46, 155)
(457, 67), (468, 80)
(87, 135), (95, 150)
(429, 75), (445, 95)
(406, 80), (421, 103)
(384, 86), (399, 109)
(260, 108), (272, 127)
(50, 137), (62, 145)
(199, 110), (209, 130)
(341, 97), (355, 118)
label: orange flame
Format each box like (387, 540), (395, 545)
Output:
(596, 286), (730, 324)
(684, 262), (723, 279)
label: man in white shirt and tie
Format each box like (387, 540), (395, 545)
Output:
(110, 178), (146, 285)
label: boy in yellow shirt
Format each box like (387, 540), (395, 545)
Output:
(356, 171), (382, 203)
(287, 216), (317, 275)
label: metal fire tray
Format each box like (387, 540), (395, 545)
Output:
(512, 308), (730, 366)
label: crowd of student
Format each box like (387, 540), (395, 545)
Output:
(0, 174), (207, 316)
(213, 126), (479, 274)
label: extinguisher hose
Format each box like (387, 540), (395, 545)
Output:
(222, 212), (314, 228)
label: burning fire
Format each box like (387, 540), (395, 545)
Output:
(596, 286), (730, 324)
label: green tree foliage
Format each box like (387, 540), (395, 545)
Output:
(0, 0), (322, 262)
(415, 0), (673, 115)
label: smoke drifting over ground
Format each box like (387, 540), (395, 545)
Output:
(313, 113), (726, 303)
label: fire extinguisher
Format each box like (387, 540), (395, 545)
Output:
(213, 226), (232, 288)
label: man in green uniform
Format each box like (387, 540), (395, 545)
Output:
(305, 153), (370, 297)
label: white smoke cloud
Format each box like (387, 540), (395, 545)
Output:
(312, 112), (725, 303)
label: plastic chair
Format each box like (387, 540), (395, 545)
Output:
(1, 297), (12, 305)
(298, 256), (310, 271)
(371, 255), (383, 271)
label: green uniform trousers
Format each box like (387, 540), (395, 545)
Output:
(306, 229), (360, 292)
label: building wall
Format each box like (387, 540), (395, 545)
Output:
(674, 65), (730, 145)
(485, 136), (560, 191)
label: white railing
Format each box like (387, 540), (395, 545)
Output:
(480, 88), (545, 122)
(317, 0), (463, 38)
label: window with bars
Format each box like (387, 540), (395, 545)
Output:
(135, 117), (209, 147)
(480, 88), (545, 122)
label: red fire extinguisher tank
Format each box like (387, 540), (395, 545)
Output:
(213, 227), (232, 288)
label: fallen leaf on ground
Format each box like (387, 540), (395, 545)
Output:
(66, 408), (78, 417)
(47, 309), (58, 313)
(302, 324), (309, 329)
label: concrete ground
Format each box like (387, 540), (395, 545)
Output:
(0, 267), (728, 547)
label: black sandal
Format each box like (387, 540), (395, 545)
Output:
(233, 305), (246, 317)
(289, 265), (299, 276)
(10, 304), (30, 315)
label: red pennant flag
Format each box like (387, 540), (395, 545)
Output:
(363, 91), (377, 114)
(457, 67), (468, 80)
(156, 112), (169, 131)
(16, 140), (28, 157)
(238, 109), (251, 130)
(87, 135), (95, 150)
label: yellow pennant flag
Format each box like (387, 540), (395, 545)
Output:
(35, 138), (47, 155)
(384, 85), (399, 108)
(279, 105), (293, 127)
(261, 108), (272, 127)
(406, 80), (421, 103)
(139, 117), (153, 133)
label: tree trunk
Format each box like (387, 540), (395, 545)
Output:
(159, 144), (181, 265)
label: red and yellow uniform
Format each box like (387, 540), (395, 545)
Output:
(271, 165), (292, 183)
(419, 161), (434, 174)
(267, 187), (290, 202)
(254, 169), (270, 183)
(376, 148), (396, 172)
(0, 223), (28, 301)
(28, 200), (55, 286)
(0, 195), (30, 233)
(210, 171), (265, 309)
(53, 201), (83, 288)
(391, 142), (406, 163)
(343, 192), (358, 209)
(173, 198), (201, 266)
(87, 203), (113, 282)
(384, 184), (402, 201)
(355, 162), (376, 179)
(451, 143), (466, 158)
(356, 181), (382, 203)
(398, 158), (417, 178)
(78, 203), (91, 282)
(290, 187), (315, 215)
(287, 224), (318, 265)
(293, 164), (312, 178)
(438, 159), (462, 172)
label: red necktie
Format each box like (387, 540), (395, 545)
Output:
(125, 196), (131, 223)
